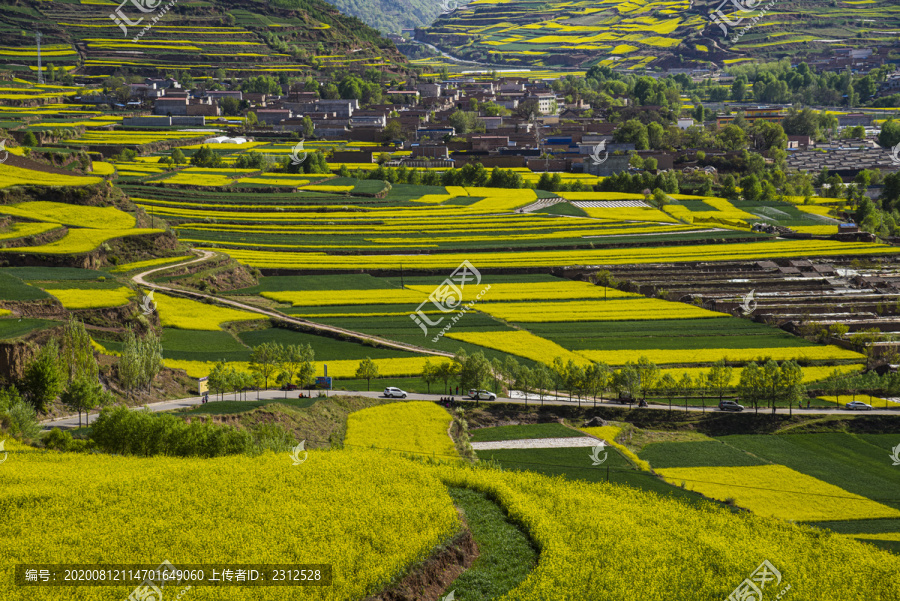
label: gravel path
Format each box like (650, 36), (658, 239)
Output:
(471, 437), (603, 450)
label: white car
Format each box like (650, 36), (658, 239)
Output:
(383, 387), (408, 399)
(469, 389), (497, 401)
(845, 401), (873, 411)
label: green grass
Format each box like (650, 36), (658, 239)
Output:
(237, 327), (421, 361)
(638, 440), (768, 468)
(469, 423), (587, 442)
(178, 397), (319, 415)
(161, 329), (252, 362)
(441, 487), (537, 601)
(0, 272), (49, 301)
(722, 433), (900, 510)
(537, 201), (588, 217)
(4, 267), (106, 280)
(475, 446), (713, 503)
(0, 318), (59, 340)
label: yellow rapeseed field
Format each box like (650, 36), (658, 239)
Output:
(576, 345), (864, 365)
(1, 438), (898, 600)
(477, 298), (725, 322)
(261, 288), (426, 307)
(657, 465), (900, 522)
(0, 201), (135, 229)
(44, 286), (134, 309)
(153, 294), (263, 330)
(344, 401), (458, 458)
(0, 440), (461, 601)
(406, 281), (637, 302)
(444, 330), (591, 366)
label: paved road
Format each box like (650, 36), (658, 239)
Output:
(40, 388), (899, 430)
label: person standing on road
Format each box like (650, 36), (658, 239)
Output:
(807, 400), (810, 409)
(456, 385), (459, 395)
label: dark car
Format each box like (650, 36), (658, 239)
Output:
(280, 383), (298, 391)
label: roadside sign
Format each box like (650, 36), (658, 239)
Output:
(316, 376), (332, 389)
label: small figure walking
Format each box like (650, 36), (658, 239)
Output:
(455, 385), (459, 395)
(806, 400), (810, 409)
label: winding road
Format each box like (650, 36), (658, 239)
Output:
(131, 249), (454, 359)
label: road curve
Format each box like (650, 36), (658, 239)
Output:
(131, 249), (455, 359)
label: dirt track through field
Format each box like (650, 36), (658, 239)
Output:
(131, 249), (454, 359)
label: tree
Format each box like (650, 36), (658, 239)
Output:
(61, 316), (97, 384)
(22, 339), (63, 414)
(616, 363), (642, 402)
(23, 131), (37, 147)
(436, 361), (457, 394)
(761, 360), (782, 413)
(139, 329), (164, 392)
(550, 356), (567, 398)
(171, 148), (187, 165)
(780, 360), (804, 415)
(585, 362), (611, 407)
(249, 342), (281, 390)
(716, 124), (747, 151)
(707, 359), (734, 404)
(739, 362), (764, 413)
(277, 344), (314, 394)
(422, 359), (439, 394)
(515, 365), (533, 405)
(566, 360), (585, 406)
(658, 373), (677, 412)
(533, 363), (552, 406)
(455, 349), (492, 392)
(61, 376), (114, 427)
(635, 356), (659, 401)
(878, 118), (900, 149)
(355, 357), (379, 391)
(678, 372), (694, 412)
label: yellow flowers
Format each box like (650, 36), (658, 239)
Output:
(262, 288), (425, 307)
(0, 201), (135, 229)
(577, 346), (864, 365)
(657, 465), (900, 521)
(407, 281), (638, 302)
(0, 440), (461, 601)
(110, 256), (190, 273)
(0, 228), (163, 255)
(153, 294), (262, 331)
(345, 401), (458, 458)
(0, 164), (102, 188)
(445, 330), (591, 366)
(44, 287), (134, 309)
(478, 298), (725, 322)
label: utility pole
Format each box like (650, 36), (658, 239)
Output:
(35, 31), (44, 84)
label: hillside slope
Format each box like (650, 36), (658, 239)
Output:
(416, 0), (900, 70)
(0, 0), (407, 79)
(319, 0), (442, 34)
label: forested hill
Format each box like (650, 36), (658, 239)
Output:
(0, 0), (408, 79)
(316, 0), (442, 34)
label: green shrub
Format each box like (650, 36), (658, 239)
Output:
(44, 427), (73, 451)
(92, 406), (252, 457)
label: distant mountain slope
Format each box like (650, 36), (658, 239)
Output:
(0, 0), (407, 79)
(318, 0), (442, 34)
(417, 0), (900, 70)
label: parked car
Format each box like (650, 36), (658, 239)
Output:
(469, 390), (497, 401)
(719, 400), (745, 412)
(845, 400), (873, 411)
(280, 383), (297, 391)
(383, 387), (408, 399)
